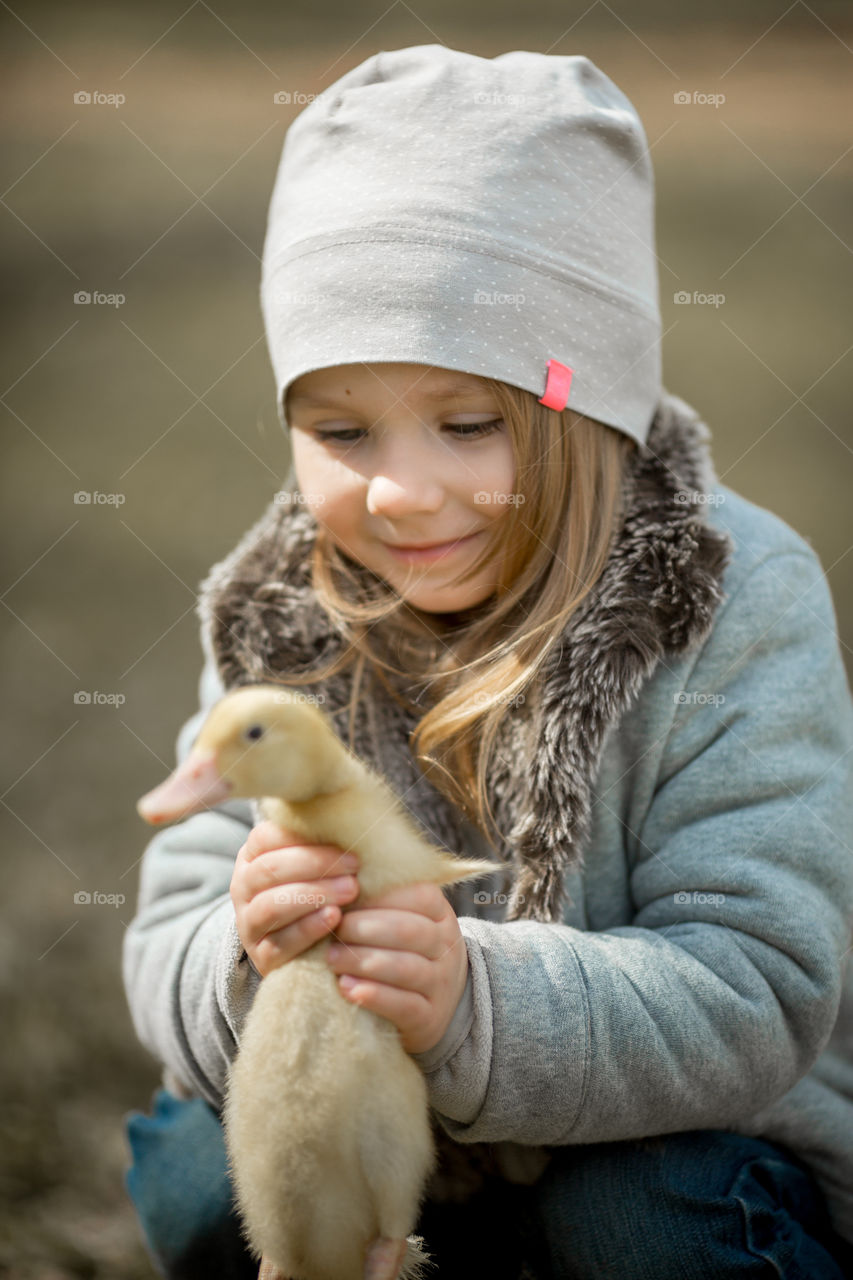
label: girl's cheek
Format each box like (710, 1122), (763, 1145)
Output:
(315, 494), (360, 535)
(479, 441), (516, 501)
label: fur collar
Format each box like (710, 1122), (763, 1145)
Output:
(197, 389), (733, 924)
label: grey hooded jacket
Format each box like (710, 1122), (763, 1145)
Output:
(123, 390), (853, 1242)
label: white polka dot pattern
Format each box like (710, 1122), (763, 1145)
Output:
(260, 44), (661, 445)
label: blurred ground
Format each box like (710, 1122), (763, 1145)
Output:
(1, 5), (851, 1275)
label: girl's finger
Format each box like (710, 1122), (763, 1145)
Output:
(326, 943), (431, 995)
(247, 878), (358, 941)
(242, 845), (359, 896)
(334, 906), (440, 958)
(242, 821), (356, 869)
(357, 880), (447, 921)
(254, 903), (343, 973)
(241, 821), (297, 859)
(337, 974), (428, 1032)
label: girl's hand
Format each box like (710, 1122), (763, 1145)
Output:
(231, 821), (360, 977)
(324, 881), (469, 1055)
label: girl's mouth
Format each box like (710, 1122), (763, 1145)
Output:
(383, 531), (483, 564)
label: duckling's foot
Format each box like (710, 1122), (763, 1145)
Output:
(257, 1257), (290, 1280)
(364, 1236), (407, 1280)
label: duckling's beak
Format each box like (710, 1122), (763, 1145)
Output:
(137, 748), (233, 824)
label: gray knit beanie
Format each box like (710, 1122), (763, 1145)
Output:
(260, 44), (661, 446)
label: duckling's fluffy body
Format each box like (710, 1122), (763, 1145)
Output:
(227, 924), (433, 1279)
(144, 685), (500, 1280)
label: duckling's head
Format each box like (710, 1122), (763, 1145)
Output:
(137, 685), (349, 825)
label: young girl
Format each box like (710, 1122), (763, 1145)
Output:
(123, 44), (853, 1280)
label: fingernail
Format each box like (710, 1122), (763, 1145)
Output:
(329, 875), (356, 892)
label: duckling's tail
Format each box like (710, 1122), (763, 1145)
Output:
(363, 1233), (434, 1280)
(397, 1234), (434, 1280)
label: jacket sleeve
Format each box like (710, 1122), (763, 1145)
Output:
(122, 657), (261, 1107)
(417, 549), (853, 1144)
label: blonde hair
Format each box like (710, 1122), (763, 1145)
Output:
(282, 377), (636, 844)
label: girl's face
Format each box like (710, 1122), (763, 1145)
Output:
(286, 362), (516, 614)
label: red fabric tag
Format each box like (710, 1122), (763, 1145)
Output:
(538, 359), (574, 411)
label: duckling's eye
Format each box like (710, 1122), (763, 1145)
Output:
(245, 724), (265, 742)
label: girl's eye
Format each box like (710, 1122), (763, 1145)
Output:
(450, 418), (504, 438)
(314, 427), (366, 444)
(314, 419), (504, 444)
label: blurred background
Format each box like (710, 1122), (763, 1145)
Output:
(2, 1), (851, 1273)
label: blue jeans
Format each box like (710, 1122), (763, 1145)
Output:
(124, 1089), (853, 1279)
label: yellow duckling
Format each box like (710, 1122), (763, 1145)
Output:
(137, 684), (502, 1280)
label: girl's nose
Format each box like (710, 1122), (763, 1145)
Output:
(366, 469), (444, 519)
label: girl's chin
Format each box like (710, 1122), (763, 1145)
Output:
(332, 540), (495, 612)
(393, 581), (495, 614)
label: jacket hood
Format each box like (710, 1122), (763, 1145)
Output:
(196, 388), (733, 923)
